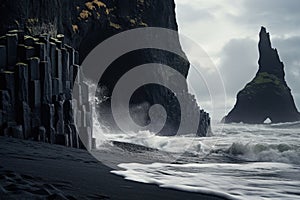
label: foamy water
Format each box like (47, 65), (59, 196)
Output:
(96, 122), (300, 199)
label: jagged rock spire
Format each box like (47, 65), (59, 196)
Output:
(222, 27), (300, 124)
(258, 26), (285, 80)
(259, 26), (271, 49)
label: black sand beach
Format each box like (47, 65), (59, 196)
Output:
(0, 137), (227, 200)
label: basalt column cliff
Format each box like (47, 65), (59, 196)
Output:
(0, 0), (211, 142)
(223, 27), (300, 124)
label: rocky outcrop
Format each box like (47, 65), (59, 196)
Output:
(0, 31), (94, 149)
(0, 0), (180, 64)
(0, 0), (211, 137)
(223, 27), (300, 124)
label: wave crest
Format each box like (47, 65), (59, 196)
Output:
(225, 142), (300, 164)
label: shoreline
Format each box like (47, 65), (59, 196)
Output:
(0, 136), (229, 200)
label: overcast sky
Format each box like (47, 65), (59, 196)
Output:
(174, 0), (300, 120)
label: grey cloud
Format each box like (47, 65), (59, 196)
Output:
(218, 36), (300, 111)
(272, 36), (300, 109)
(243, 0), (300, 15)
(218, 38), (258, 96)
(176, 4), (215, 23)
(177, 1), (300, 117)
(222, 0), (300, 110)
(231, 0), (300, 34)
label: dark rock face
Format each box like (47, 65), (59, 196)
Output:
(0, 0), (211, 137)
(0, 31), (93, 149)
(223, 27), (300, 124)
(0, 0), (180, 63)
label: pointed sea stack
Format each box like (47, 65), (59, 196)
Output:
(223, 27), (300, 124)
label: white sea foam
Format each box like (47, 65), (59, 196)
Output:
(88, 65), (300, 199)
(101, 123), (300, 199)
(91, 98), (300, 200)
(98, 123), (300, 165)
(226, 142), (300, 164)
(112, 162), (300, 200)
(102, 130), (212, 154)
(270, 121), (300, 129)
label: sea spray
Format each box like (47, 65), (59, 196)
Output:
(226, 142), (300, 164)
(107, 123), (300, 200)
(86, 80), (111, 147)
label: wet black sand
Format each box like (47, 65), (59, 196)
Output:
(0, 137), (228, 200)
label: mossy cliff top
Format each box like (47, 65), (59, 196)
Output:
(240, 72), (290, 98)
(0, 0), (179, 63)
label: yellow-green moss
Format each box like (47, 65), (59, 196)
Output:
(27, 18), (39, 24)
(79, 10), (91, 20)
(85, 2), (95, 10)
(72, 24), (79, 32)
(139, 22), (148, 27)
(96, 12), (101, 19)
(16, 62), (28, 66)
(93, 0), (107, 8)
(129, 19), (137, 25)
(241, 72), (287, 97)
(253, 72), (281, 85)
(3, 71), (14, 74)
(109, 22), (121, 29)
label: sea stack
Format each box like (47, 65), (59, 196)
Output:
(223, 26), (300, 124)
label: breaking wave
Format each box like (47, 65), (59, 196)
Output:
(225, 142), (300, 164)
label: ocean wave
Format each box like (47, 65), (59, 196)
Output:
(106, 130), (208, 154)
(225, 142), (300, 164)
(94, 119), (300, 165)
(112, 162), (300, 200)
(269, 121), (300, 129)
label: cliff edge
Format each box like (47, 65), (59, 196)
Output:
(0, 0), (211, 137)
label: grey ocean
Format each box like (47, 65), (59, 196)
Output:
(94, 122), (300, 200)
